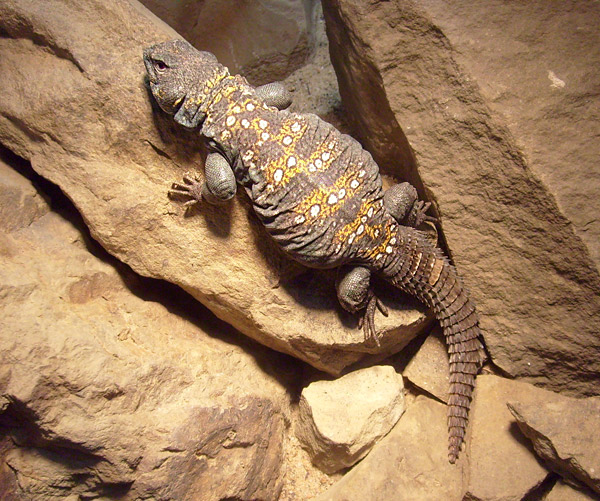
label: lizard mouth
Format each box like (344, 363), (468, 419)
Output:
(143, 53), (158, 85)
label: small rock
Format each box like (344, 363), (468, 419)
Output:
(296, 365), (405, 473)
(315, 396), (464, 501)
(466, 375), (550, 500)
(508, 395), (600, 495)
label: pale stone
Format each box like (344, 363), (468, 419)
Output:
(466, 375), (550, 500)
(0, 155), (49, 232)
(296, 365), (405, 473)
(508, 396), (600, 495)
(315, 396), (465, 501)
(0, 0), (430, 377)
(321, 0), (600, 395)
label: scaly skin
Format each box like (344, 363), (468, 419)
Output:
(143, 40), (484, 463)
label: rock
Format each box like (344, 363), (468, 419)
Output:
(0, 156), (294, 499)
(0, 0), (430, 377)
(139, 0), (313, 83)
(315, 396), (465, 500)
(466, 375), (550, 500)
(0, 158), (49, 232)
(508, 396), (600, 495)
(321, 0), (600, 395)
(545, 480), (600, 501)
(403, 327), (449, 402)
(296, 365), (405, 473)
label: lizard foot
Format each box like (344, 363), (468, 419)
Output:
(168, 172), (204, 208)
(408, 200), (438, 227)
(357, 290), (389, 347)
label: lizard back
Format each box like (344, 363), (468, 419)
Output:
(202, 75), (397, 269)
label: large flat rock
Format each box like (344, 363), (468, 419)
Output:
(509, 395), (600, 495)
(466, 375), (549, 501)
(321, 0), (600, 394)
(315, 396), (465, 501)
(0, 0), (430, 375)
(0, 156), (290, 499)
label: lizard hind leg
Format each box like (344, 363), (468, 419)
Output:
(384, 182), (437, 227)
(336, 265), (388, 346)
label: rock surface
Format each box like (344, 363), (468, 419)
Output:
(315, 396), (465, 500)
(140, 0), (313, 83)
(296, 365), (405, 473)
(322, 0), (600, 395)
(466, 375), (549, 501)
(545, 480), (600, 501)
(509, 396), (600, 495)
(0, 0), (430, 376)
(403, 327), (449, 402)
(0, 155), (297, 499)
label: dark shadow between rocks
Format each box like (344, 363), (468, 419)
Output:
(521, 473), (561, 501)
(507, 420), (549, 470)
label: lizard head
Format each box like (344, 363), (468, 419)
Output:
(143, 39), (229, 129)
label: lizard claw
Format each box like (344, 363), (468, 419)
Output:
(168, 171), (204, 207)
(409, 200), (437, 227)
(357, 290), (388, 347)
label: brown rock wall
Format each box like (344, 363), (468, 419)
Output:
(322, 0), (600, 395)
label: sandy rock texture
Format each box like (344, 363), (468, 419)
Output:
(466, 375), (550, 500)
(0, 154), (293, 499)
(316, 396), (466, 501)
(296, 365), (405, 473)
(0, 0), (430, 377)
(509, 395), (600, 495)
(545, 480), (600, 501)
(322, 0), (600, 395)
(403, 327), (449, 402)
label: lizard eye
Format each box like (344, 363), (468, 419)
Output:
(153, 60), (168, 72)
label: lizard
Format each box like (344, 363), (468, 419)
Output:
(143, 39), (485, 464)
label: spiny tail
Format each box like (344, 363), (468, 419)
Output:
(389, 228), (484, 463)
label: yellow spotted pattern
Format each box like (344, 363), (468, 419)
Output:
(293, 168), (364, 222)
(188, 69), (232, 110)
(210, 78), (402, 258)
(332, 198), (399, 259)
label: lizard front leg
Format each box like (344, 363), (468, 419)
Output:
(169, 151), (236, 208)
(255, 82), (293, 110)
(336, 265), (388, 346)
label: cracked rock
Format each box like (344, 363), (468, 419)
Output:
(296, 365), (405, 473)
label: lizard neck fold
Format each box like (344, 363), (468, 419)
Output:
(174, 66), (231, 129)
